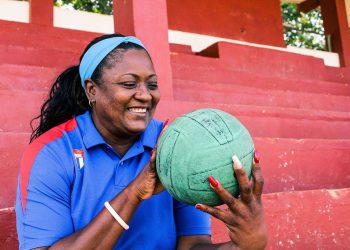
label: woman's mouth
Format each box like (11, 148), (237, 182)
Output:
(127, 107), (148, 114)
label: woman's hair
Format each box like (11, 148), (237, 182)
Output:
(30, 33), (146, 142)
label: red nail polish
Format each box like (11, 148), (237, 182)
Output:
(208, 176), (219, 188)
(254, 150), (260, 163)
(162, 119), (169, 129)
(195, 204), (202, 210)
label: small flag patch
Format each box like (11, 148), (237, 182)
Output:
(73, 149), (84, 169)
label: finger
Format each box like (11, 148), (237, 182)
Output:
(149, 149), (157, 171)
(207, 176), (241, 212)
(162, 118), (169, 130)
(195, 204), (230, 224)
(252, 150), (264, 201)
(158, 119), (169, 142)
(232, 155), (253, 204)
(151, 119), (169, 170)
(153, 119), (169, 153)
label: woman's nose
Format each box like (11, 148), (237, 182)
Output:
(135, 84), (152, 101)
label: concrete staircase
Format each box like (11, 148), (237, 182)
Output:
(1, 19), (350, 249)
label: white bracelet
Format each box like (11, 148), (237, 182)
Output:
(104, 201), (130, 230)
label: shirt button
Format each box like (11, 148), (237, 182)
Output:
(120, 161), (124, 166)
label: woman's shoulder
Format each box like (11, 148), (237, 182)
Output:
(22, 117), (81, 175)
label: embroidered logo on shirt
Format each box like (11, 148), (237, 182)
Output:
(73, 149), (84, 169)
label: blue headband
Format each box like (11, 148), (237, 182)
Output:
(79, 36), (146, 88)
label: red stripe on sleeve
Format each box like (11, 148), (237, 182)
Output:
(20, 118), (77, 213)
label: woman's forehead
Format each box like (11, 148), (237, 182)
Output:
(102, 49), (156, 78)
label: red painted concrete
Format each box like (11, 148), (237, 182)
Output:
(0, 208), (18, 249)
(255, 138), (350, 193)
(212, 188), (350, 249)
(198, 42), (350, 82)
(3, 188), (350, 249)
(0, 64), (58, 91)
(167, 0), (285, 47)
(174, 79), (350, 112)
(113, 0), (173, 101)
(29, 0), (53, 26)
(321, 0), (350, 67)
(0, 20), (100, 51)
(297, 0), (320, 13)
(171, 59), (350, 95)
(0, 44), (80, 68)
(0, 133), (29, 208)
(169, 44), (193, 55)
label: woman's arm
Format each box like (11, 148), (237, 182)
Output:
(34, 150), (163, 250)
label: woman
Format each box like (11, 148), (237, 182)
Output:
(16, 33), (267, 249)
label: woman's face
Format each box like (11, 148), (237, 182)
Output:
(91, 48), (160, 138)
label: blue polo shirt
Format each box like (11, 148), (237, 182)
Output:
(16, 111), (211, 250)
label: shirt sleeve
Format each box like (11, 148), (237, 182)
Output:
(173, 198), (211, 236)
(16, 146), (74, 250)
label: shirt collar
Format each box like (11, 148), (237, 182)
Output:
(79, 111), (107, 149)
(139, 119), (160, 149)
(78, 111), (161, 150)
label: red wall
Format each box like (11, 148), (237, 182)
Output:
(167, 0), (286, 47)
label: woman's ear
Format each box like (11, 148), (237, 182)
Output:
(84, 79), (96, 101)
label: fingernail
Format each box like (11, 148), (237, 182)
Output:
(208, 176), (219, 188)
(254, 150), (260, 163)
(151, 149), (156, 157)
(195, 204), (202, 210)
(162, 119), (169, 129)
(232, 155), (242, 170)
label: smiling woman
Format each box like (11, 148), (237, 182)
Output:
(16, 33), (267, 250)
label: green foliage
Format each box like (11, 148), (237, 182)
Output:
(281, 3), (325, 50)
(54, 0), (113, 15)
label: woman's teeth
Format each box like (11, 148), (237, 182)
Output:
(128, 108), (147, 113)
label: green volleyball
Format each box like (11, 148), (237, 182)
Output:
(156, 108), (255, 206)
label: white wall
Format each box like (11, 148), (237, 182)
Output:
(0, 0), (340, 67)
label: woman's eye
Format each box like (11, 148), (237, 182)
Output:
(147, 82), (158, 90)
(119, 82), (137, 88)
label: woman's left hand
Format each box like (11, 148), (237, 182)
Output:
(195, 151), (268, 250)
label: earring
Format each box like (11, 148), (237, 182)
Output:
(89, 99), (95, 108)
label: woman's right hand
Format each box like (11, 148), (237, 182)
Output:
(129, 149), (164, 202)
(129, 121), (168, 202)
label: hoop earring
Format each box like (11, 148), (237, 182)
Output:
(89, 99), (95, 108)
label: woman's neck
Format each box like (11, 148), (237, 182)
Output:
(90, 112), (139, 157)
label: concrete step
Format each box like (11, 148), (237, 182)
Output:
(1, 131), (349, 208)
(0, 20), (98, 54)
(0, 64), (59, 91)
(0, 132), (29, 208)
(0, 44), (80, 68)
(0, 207), (17, 249)
(2, 188), (350, 249)
(171, 61), (350, 96)
(2, 91), (350, 139)
(155, 100), (350, 139)
(194, 42), (350, 83)
(212, 188), (350, 249)
(1, 90), (46, 133)
(174, 79), (350, 112)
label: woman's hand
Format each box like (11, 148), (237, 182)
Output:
(128, 121), (169, 202)
(129, 149), (165, 202)
(195, 151), (268, 250)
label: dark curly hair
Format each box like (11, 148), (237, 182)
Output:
(30, 33), (146, 142)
